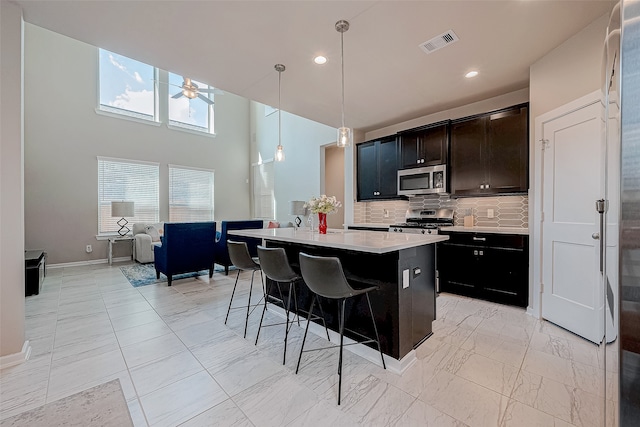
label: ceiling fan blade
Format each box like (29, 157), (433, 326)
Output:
(197, 93), (215, 105)
(171, 92), (184, 99)
(198, 88), (224, 95)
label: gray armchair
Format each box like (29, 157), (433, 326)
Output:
(132, 222), (164, 263)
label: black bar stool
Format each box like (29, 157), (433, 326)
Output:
(296, 252), (386, 405)
(224, 240), (263, 338)
(255, 245), (301, 364)
(256, 246), (330, 365)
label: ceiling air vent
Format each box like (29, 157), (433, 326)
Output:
(419, 30), (459, 55)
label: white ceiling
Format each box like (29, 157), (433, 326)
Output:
(16, 0), (613, 132)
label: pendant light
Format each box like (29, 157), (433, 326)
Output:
(274, 64), (286, 162)
(336, 19), (351, 148)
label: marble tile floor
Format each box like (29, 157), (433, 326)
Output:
(0, 261), (616, 426)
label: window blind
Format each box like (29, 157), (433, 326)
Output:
(252, 161), (274, 219)
(169, 165), (215, 222)
(98, 157), (159, 234)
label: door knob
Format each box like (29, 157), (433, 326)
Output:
(592, 232), (600, 240)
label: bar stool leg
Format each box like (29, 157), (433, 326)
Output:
(283, 282), (293, 365)
(316, 298), (331, 341)
(255, 279), (273, 345)
(291, 283), (301, 327)
(224, 270), (241, 325)
(366, 293), (386, 370)
(337, 299), (346, 405)
(244, 270), (257, 338)
(296, 294), (316, 374)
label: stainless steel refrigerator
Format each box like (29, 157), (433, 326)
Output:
(613, 0), (640, 424)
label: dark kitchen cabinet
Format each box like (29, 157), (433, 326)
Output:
(437, 231), (528, 307)
(356, 136), (402, 201)
(399, 121), (449, 169)
(450, 104), (528, 196)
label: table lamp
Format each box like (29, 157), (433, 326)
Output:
(111, 201), (134, 236)
(289, 201), (307, 228)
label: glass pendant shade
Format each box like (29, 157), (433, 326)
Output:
(337, 127), (351, 148)
(275, 144), (285, 162)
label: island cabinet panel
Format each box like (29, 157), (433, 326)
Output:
(398, 121), (449, 169)
(450, 103), (529, 196)
(437, 231), (529, 307)
(265, 240), (436, 360)
(356, 136), (402, 201)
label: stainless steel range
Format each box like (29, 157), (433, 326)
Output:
(389, 208), (454, 235)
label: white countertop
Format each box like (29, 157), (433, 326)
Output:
(445, 226), (529, 235)
(229, 228), (448, 254)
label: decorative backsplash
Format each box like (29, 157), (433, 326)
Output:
(353, 194), (529, 228)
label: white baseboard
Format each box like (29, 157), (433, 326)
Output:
(267, 305), (416, 375)
(0, 341), (31, 370)
(48, 256), (131, 269)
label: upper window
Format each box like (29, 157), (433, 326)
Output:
(168, 72), (215, 134)
(169, 165), (215, 222)
(98, 157), (159, 234)
(98, 49), (157, 121)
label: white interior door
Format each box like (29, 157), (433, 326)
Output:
(541, 99), (604, 343)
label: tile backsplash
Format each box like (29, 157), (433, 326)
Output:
(353, 194), (528, 228)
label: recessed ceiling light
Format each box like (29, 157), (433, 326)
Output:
(314, 56), (327, 65)
(465, 70), (479, 78)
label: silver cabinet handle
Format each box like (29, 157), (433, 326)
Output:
(480, 184), (485, 189)
(473, 237), (486, 241)
(473, 250), (478, 255)
(486, 184), (490, 189)
(592, 232), (600, 240)
(479, 250), (484, 256)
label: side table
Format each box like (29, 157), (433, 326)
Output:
(108, 236), (135, 265)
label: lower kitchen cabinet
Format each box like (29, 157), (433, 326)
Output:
(437, 231), (529, 307)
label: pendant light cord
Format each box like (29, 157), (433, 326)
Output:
(278, 68), (282, 147)
(341, 30), (345, 129)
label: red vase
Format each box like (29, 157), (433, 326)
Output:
(318, 213), (327, 234)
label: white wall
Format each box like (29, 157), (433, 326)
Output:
(0, 1), (26, 358)
(24, 24), (252, 264)
(250, 101), (337, 223)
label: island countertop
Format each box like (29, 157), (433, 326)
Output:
(229, 228), (448, 254)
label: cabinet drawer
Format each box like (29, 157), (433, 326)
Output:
(439, 231), (526, 249)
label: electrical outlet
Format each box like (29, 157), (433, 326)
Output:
(86, 245), (92, 253)
(487, 209), (494, 218)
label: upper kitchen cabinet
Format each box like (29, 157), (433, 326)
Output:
(356, 135), (402, 201)
(398, 121), (449, 169)
(450, 103), (529, 196)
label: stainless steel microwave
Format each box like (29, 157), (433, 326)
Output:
(397, 165), (447, 196)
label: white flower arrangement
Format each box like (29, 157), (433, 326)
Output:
(305, 195), (342, 214)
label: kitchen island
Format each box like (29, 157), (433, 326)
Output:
(229, 228), (447, 371)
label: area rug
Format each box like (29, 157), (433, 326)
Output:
(120, 263), (212, 287)
(0, 379), (133, 427)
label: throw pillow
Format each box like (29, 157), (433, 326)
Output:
(145, 225), (161, 242)
(268, 221), (280, 229)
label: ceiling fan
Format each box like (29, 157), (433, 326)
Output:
(171, 77), (223, 105)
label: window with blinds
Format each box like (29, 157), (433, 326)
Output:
(252, 161), (275, 219)
(169, 165), (215, 222)
(98, 157), (159, 234)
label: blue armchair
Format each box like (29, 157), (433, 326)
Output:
(154, 222), (216, 286)
(214, 220), (264, 275)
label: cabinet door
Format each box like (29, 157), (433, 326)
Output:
(422, 124), (448, 166)
(378, 137), (399, 197)
(486, 105), (529, 193)
(437, 243), (482, 297)
(399, 132), (421, 168)
(450, 117), (486, 195)
(481, 247), (528, 307)
(357, 142), (378, 201)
